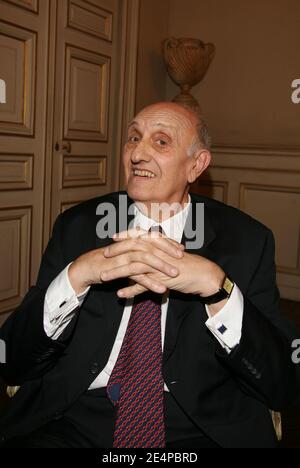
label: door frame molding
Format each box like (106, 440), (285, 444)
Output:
(113, 0), (140, 192)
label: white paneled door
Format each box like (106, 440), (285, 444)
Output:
(0, 0), (139, 324)
(50, 0), (126, 220)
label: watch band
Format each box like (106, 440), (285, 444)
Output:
(200, 275), (234, 305)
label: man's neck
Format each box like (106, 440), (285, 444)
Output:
(134, 192), (190, 223)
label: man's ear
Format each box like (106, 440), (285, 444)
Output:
(187, 149), (211, 184)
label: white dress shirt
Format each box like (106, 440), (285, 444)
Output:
(44, 195), (244, 391)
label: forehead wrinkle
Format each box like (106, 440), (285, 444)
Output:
(144, 111), (194, 138)
(129, 107), (197, 148)
(128, 120), (176, 132)
(155, 122), (176, 130)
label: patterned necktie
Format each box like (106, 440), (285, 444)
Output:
(107, 225), (166, 448)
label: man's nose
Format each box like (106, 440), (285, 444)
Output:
(131, 141), (151, 163)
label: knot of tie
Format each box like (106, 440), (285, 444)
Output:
(149, 224), (164, 235)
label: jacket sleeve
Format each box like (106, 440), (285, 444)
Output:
(216, 229), (300, 410)
(0, 214), (79, 385)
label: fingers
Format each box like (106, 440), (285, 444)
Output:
(117, 282), (147, 298)
(117, 275), (167, 298)
(114, 228), (184, 249)
(100, 253), (178, 282)
(113, 227), (147, 240)
(148, 237), (184, 258)
(104, 234), (184, 259)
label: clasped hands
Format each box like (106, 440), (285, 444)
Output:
(69, 228), (226, 308)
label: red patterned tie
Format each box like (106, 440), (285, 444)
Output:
(107, 228), (166, 448)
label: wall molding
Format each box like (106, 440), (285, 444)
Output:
(206, 145), (300, 301)
(211, 145), (300, 172)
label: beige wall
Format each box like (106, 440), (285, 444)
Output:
(166, 0), (300, 147)
(135, 0), (170, 112)
(136, 0), (300, 300)
(136, 0), (300, 147)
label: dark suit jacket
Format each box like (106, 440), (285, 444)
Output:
(1, 192), (300, 448)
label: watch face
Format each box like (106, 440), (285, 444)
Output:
(223, 277), (234, 295)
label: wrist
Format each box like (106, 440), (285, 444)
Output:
(207, 298), (229, 317)
(200, 268), (234, 307)
(68, 261), (91, 295)
(200, 267), (225, 297)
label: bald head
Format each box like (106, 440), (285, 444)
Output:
(134, 102), (211, 154)
(123, 101), (211, 208)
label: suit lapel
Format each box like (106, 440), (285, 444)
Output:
(94, 191), (135, 249)
(163, 193), (217, 364)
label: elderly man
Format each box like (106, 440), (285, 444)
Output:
(0, 102), (299, 448)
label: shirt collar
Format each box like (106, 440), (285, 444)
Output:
(133, 195), (191, 243)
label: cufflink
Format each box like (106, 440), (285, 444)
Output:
(217, 324), (227, 335)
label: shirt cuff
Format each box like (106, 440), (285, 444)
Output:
(44, 263), (90, 338)
(205, 285), (244, 352)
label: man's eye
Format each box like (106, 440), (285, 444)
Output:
(128, 135), (139, 143)
(156, 139), (167, 146)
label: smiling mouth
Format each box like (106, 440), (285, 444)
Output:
(132, 169), (156, 178)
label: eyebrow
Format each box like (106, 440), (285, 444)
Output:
(128, 121), (176, 132)
(127, 121), (139, 131)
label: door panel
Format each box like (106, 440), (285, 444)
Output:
(51, 0), (123, 221)
(64, 45), (110, 139)
(0, 0), (139, 323)
(1, 0), (38, 13)
(0, 0), (49, 324)
(0, 22), (35, 134)
(68, 0), (113, 41)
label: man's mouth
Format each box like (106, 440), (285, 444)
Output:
(132, 169), (156, 178)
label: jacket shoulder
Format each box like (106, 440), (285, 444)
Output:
(60, 191), (125, 223)
(190, 192), (272, 239)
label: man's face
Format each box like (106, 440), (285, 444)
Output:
(123, 104), (198, 206)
